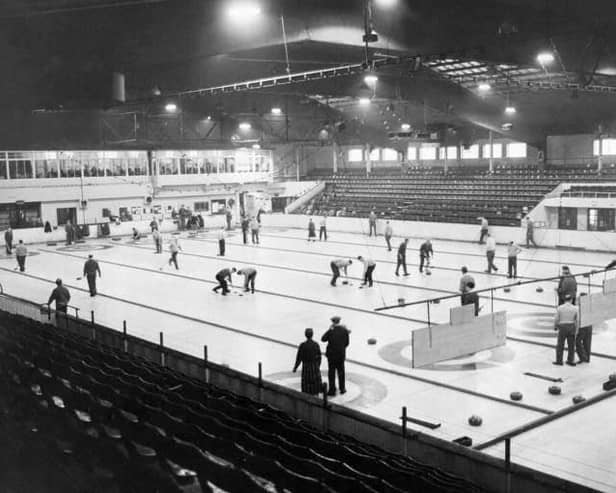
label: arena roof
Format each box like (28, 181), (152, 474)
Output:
(1, 0), (616, 146)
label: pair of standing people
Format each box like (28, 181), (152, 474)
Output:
(293, 316), (350, 397)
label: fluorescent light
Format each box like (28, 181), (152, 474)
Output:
(401, 123), (411, 131)
(239, 122), (252, 131)
(505, 105), (517, 115)
(375, 0), (397, 6)
(478, 82), (491, 92)
(165, 103), (177, 113)
(228, 3), (261, 18)
(252, 144), (261, 149)
(364, 74), (378, 85)
(271, 107), (282, 115)
(358, 97), (371, 106)
(537, 51), (555, 65)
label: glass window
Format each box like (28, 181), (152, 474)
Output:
(558, 207), (577, 230)
(507, 142), (527, 158)
(482, 143), (502, 158)
(419, 146), (437, 160)
(593, 139), (600, 156)
(382, 148), (398, 161)
(9, 160), (33, 179)
(194, 201), (209, 212)
(407, 146), (417, 160)
(461, 145), (479, 159)
(158, 157), (178, 175)
(602, 139), (616, 156)
(348, 148), (363, 162)
(588, 208), (615, 231)
(446, 146), (458, 160)
(369, 148), (380, 161)
(0, 159), (7, 180)
(108, 159), (126, 177)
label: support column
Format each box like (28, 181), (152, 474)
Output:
(332, 142), (338, 174)
(295, 145), (301, 181)
(365, 144), (372, 175)
(488, 130), (494, 174)
(598, 135), (603, 174)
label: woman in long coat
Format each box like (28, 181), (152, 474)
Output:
(293, 328), (322, 395)
(307, 218), (316, 242)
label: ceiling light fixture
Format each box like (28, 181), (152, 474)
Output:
(271, 107), (282, 115)
(359, 97), (371, 106)
(536, 51), (555, 65)
(505, 105), (516, 115)
(364, 74), (378, 85)
(401, 123), (411, 131)
(164, 103), (177, 113)
(239, 122), (252, 130)
(228, 3), (261, 18)
(477, 82), (491, 92)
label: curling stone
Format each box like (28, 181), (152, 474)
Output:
(503, 287), (511, 293)
(510, 391), (523, 401)
(397, 298), (405, 305)
(548, 385), (562, 395)
(367, 338), (377, 345)
(468, 415), (483, 427)
(432, 299), (441, 304)
(536, 286), (544, 293)
(572, 395), (585, 404)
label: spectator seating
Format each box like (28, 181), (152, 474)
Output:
(298, 165), (616, 226)
(0, 310), (483, 493)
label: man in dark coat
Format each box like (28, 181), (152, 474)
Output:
(15, 240), (27, 272)
(321, 316), (350, 396)
(65, 220), (74, 245)
(4, 227), (13, 254)
(557, 265), (577, 305)
(419, 239), (433, 273)
(212, 267), (236, 295)
(83, 254), (102, 296)
(47, 278), (71, 313)
(396, 238), (410, 276)
(241, 215), (250, 244)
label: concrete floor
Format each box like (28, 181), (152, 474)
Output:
(1, 223), (615, 491)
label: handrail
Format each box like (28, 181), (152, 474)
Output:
(41, 302), (80, 319)
(375, 267), (610, 312)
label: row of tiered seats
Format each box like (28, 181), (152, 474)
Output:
(0, 311), (483, 493)
(300, 165), (616, 226)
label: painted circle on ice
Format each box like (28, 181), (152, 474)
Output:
(57, 243), (114, 252)
(506, 312), (557, 338)
(266, 371), (387, 407)
(378, 339), (515, 371)
(0, 251), (40, 259)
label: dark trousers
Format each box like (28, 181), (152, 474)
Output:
(16, 255), (25, 272)
(419, 255), (429, 272)
(86, 273), (97, 296)
(244, 273), (256, 293)
(242, 229), (248, 244)
(576, 325), (592, 362)
(486, 250), (497, 272)
(385, 235), (392, 251)
(169, 251), (178, 269)
(556, 324), (576, 364)
(479, 228), (488, 244)
(330, 262), (340, 286)
(156, 239), (163, 253)
(363, 265), (375, 286)
(5, 241), (12, 254)
(507, 256), (517, 278)
(66, 231), (73, 245)
(213, 275), (229, 294)
(327, 356), (345, 393)
(218, 239), (225, 256)
(396, 255), (407, 275)
(526, 233), (537, 248)
(56, 304), (68, 314)
(369, 222), (376, 236)
(251, 230), (259, 244)
(319, 226), (327, 241)
(226, 216), (232, 230)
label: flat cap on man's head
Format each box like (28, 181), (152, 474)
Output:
(330, 316), (341, 323)
(55, 278), (62, 285)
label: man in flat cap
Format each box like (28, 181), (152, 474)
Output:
(83, 254), (102, 297)
(321, 315), (350, 396)
(47, 278), (71, 314)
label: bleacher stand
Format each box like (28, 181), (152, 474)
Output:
(0, 310), (483, 493)
(297, 164), (616, 226)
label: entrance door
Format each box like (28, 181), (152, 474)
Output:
(57, 207), (77, 226)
